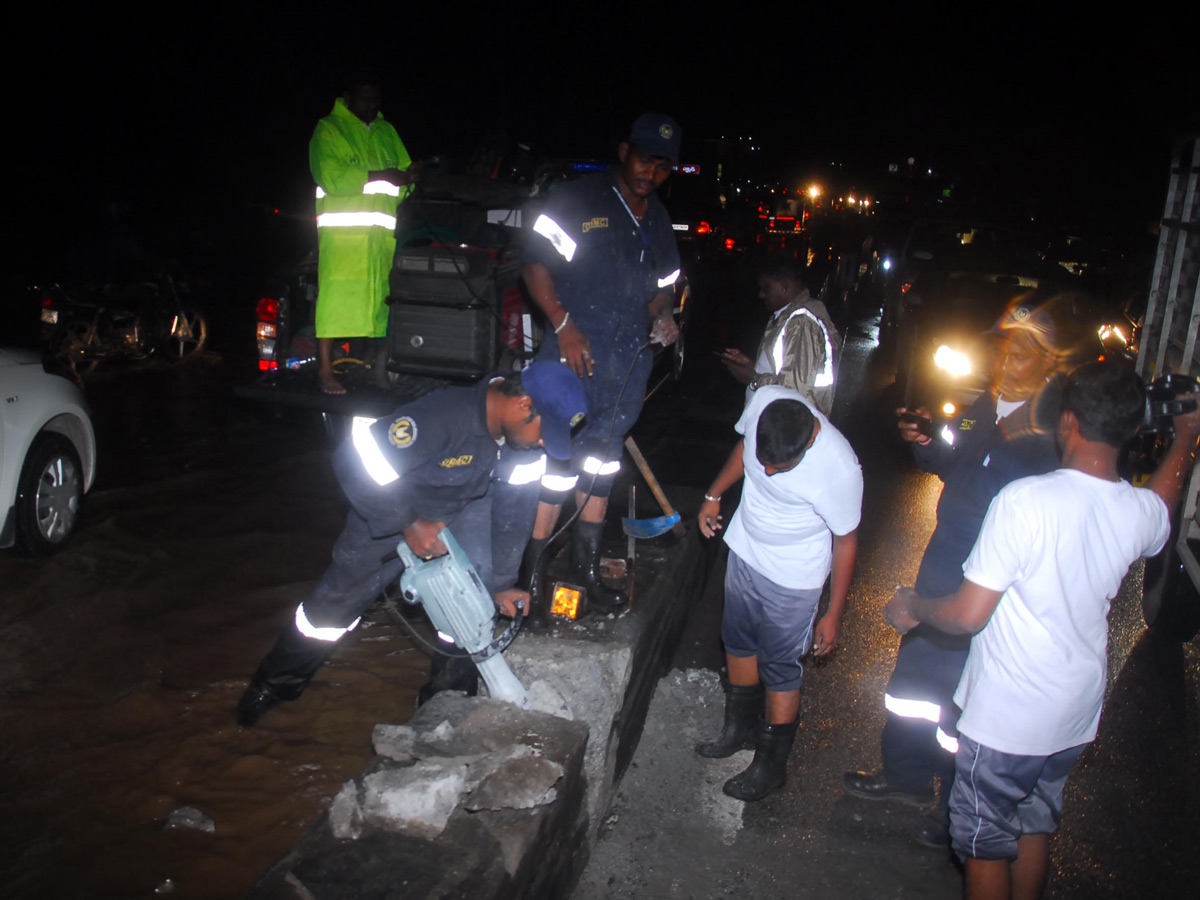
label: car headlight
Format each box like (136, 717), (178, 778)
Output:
(933, 345), (973, 377)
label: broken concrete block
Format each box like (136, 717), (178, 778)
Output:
(505, 638), (632, 829)
(360, 762), (469, 839)
(371, 724), (417, 762)
(328, 780), (364, 840)
(464, 755), (563, 812)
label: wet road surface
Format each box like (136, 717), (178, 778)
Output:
(2, 259), (1198, 898)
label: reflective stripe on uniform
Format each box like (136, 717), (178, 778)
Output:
(884, 692), (942, 724)
(295, 603), (361, 642)
(351, 416), (400, 485)
(657, 268), (681, 289)
(772, 307), (834, 388)
(316, 211), (398, 229)
(363, 180), (401, 197)
(541, 473), (579, 492)
(935, 727), (959, 754)
(316, 182), (401, 199)
(582, 456), (621, 476)
(532, 214), (577, 262)
(507, 455), (547, 485)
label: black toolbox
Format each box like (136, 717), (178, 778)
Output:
(386, 244), (521, 378)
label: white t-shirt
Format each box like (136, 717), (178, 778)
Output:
(955, 469), (1170, 756)
(724, 385), (863, 589)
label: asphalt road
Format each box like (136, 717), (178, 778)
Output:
(2, 255), (1197, 898)
(573, 271), (1200, 899)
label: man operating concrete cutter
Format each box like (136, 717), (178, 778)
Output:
(235, 361), (587, 727)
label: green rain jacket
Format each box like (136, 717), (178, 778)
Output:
(310, 98), (412, 338)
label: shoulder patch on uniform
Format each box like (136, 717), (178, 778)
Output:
(960, 418), (976, 431)
(582, 217), (609, 232)
(389, 416), (418, 448)
(570, 412), (585, 427)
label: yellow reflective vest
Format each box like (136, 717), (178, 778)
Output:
(309, 98), (412, 338)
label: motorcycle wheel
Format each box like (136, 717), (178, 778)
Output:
(51, 321), (100, 375)
(166, 308), (207, 359)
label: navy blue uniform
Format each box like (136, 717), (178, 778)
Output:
(525, 171), (680, 484)
(253, 377), (543, 699)
(882, 386), (1061, 794)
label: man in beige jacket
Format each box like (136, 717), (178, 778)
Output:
(719, 258), (841, 415)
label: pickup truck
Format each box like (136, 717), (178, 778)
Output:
(235, 171), (688, 427)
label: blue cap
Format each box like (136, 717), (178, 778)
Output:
(629, 113), (682, 161)
(522, 361), (587, 460)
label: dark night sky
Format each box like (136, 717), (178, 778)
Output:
(10, 6), (1198, 282)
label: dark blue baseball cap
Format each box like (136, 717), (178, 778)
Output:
(629, 113), (682, 161)
(522, 361), (587, 460)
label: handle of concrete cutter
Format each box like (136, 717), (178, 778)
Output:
(623, 436), (677, 519)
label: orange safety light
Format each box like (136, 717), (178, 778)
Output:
(551, 582), (584, 619)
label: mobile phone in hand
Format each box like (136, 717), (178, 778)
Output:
(898, 411), (935, 438)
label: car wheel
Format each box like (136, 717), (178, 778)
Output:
(1141, 512), (1200, 641)
(14, 433), (84, 556)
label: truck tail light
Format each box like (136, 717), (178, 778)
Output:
(256, 297), (280, 323)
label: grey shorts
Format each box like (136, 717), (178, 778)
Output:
(950, 734), (1086, 860)
(721, 550), (821, 692)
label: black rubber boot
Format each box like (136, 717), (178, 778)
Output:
(722, 718), (799, 801)
(235, 620), (336, 727)
(695, 683), (764, 758)
(570, 519), (628, 610)
(520, 537), (551, 631)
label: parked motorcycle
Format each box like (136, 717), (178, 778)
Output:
(38, 275), (207, 374)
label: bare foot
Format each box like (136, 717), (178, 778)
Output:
(319, 371), (346, 395)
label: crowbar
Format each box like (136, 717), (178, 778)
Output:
(621, 436), (683, 538)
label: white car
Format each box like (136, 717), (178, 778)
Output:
(0, 348), (96, 555)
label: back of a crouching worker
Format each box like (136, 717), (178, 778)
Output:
(696, 385), (862, 800)
(234, 361), (587, 727)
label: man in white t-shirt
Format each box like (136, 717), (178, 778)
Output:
(884, 361), (1200, 900)
(696, 385), (863, 801)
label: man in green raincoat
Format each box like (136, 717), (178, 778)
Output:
(310, 74), (414, 395)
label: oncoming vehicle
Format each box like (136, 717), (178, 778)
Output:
(0, 348), (97, 555)
(893, 225), (1129, 422)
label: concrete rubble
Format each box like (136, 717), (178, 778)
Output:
(249, 525), (709, 900)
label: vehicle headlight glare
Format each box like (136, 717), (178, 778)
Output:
(934, 345), (972, 377)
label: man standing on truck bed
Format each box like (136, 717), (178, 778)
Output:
(310, 72), (415, 396)
(520, 113), (683, 625)
(233, 361), (587, 726)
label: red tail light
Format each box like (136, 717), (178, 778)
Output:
(40, 294), (55, 309)
(256, 297), (280, 322)
(725, 238), (735, 250)
(696, 221), (711, 235)
(900, 282), (914, 295)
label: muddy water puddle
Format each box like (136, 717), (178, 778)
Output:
(1, 359), (434, 897)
